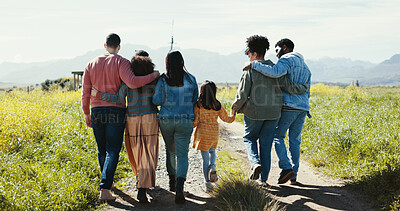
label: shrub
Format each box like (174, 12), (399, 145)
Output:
(211, 149), (284, 211)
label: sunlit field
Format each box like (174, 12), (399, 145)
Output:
(1, 84), (399, 210)
(217, 83), (400, 210)
(0, 90), (130, 210)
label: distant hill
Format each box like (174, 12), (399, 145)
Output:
(360, 54), (400, 86)
(0, 45), (399, 86)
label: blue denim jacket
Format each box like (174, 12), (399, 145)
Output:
(152, 72), (199, 120)
(251, 52), (311, 111)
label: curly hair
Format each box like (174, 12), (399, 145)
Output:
(245, 35), (270, 56)
(275, 38), (295, 51)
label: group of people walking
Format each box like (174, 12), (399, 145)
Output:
(81, 33), (311, 204)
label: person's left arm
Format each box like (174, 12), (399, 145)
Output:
(193, 106), (200, 128)
(218, 106), (235, 123)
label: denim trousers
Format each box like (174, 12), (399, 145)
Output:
(91, 106), (126, 189)
(243, 115), (279, 181)
(200, 148), (216, 182)
(159, 119), (193, 179)
(274, 110), (307, 180)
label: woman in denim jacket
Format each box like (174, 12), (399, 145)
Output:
(152, 51), (198, 204)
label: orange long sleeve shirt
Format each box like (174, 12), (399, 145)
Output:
(192, 105), (235, 151)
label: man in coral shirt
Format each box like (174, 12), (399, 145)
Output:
(81, 33), (159, 201)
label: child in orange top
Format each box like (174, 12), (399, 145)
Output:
(193, 80), (235, 187)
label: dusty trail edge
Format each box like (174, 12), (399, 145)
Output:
(103, 121), (376, 211)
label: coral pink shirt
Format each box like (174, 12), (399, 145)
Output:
(81, 53), (155, 115)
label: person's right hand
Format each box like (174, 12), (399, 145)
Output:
(84, 114), (92, 127)
(230, 109), (236, 117)
(153, 71), (160, 79)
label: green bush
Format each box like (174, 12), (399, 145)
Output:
(211, 149), (284, 211)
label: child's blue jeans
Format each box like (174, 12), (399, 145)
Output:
(201, 148), (216, 182)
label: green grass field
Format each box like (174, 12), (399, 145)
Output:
(1, 85), (399, 210)
(217, 84), (400, 210)
(0, 90), (131, 210)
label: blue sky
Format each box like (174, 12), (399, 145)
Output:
(0, 0), (399, 64)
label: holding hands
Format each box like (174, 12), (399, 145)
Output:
(230, 109), (236, 117)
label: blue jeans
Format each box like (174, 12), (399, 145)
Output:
(274, 110), (307, 180)
(200, 148), (216, 182)
(159, 119), (193, 179)
(91, 106), (126, 189)
(243, 115), (279, 181)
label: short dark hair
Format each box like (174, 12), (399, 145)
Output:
(245, 35), (270, 56)
(106, 33), (121, 49)
(275, 38), (295, 51)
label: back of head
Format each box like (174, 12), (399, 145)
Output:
(245, 35), (270, 57)
(106, 33), (121, 49)
(165, 51), (185, 86)
(130, 56), (154, 76)
(135, 50), (149, 57)
(197, 80), (221, 111)
(275, 38), (295, 51)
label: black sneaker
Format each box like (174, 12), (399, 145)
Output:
(290, 179), (297, 185)
(250, 164), (263, 180)
(278, 169), (295, 184)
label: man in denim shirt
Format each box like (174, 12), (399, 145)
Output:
(246, 38), (311, 185)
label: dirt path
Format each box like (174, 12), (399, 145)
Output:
(218, 121), (375, 211)
(102, 121), (375, 211)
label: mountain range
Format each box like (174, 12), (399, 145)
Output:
(0, 44), (399, 87)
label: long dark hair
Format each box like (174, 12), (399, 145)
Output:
(164, 51), (188, 87)
(196, 80), (221, 111)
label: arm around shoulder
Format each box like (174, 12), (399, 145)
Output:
(252, 59), (289, 78)
(119, 59), (158, 89)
